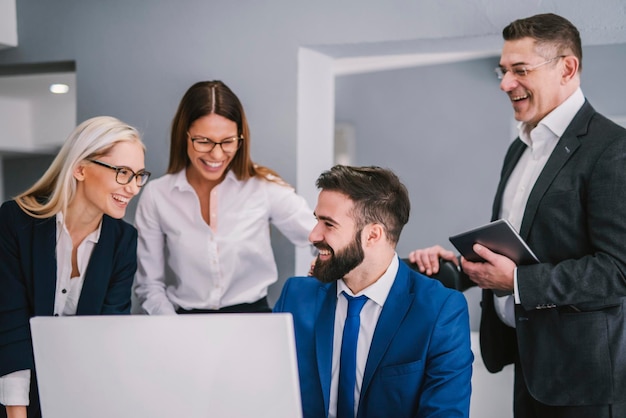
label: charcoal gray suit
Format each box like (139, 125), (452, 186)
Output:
(479, 100), (626, 412)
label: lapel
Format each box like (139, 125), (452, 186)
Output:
(360, 261), (413, 401)
(518, 102), (594, 239)
(491, 139), (527, 221)
(76, 216), (114, 315)
(314, 281), (338, 414)
(32, 217), (57, 316)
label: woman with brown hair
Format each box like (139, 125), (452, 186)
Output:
(134, 80), (314, 314)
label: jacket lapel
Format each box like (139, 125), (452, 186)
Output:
(76, 217), (113, 315)
(32, 217), (57, 316)
(360, 261), (413, 399)
(315, 281), (337, 415)
(519, 101), (593, 239)
(491, 139), (527, 221)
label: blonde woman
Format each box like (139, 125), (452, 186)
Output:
(0, 116), (150, 418)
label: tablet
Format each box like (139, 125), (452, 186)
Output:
(449, 219), (539, 265)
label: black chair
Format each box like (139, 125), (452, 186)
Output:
(401, 258), (474, 292)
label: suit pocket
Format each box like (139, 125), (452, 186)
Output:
(535, 189), (580, 217)
(379, 360), (424, 407)
(517, 305), (623, 405)
(380, 359), (424, 377)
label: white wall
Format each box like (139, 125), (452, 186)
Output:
(0, 96), (32, 151)
(0, 73), (75, 153)
(0, 0), (17, 49)
(0, 72), (76, 200)
(31, 75), (76, 149)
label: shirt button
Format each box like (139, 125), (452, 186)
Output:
(62, 289), (67, 294)
(54, 313), (59, 317)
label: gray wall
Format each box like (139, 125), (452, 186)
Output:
(1, 0), (626, 301)
(3, 153), (55, 199)
(336, 57), (510, 256)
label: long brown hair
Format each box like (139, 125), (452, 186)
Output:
(167, 81), (283, 184)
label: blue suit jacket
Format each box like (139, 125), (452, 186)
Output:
(0, 200), (137, 416)
(274, 259), (473, 418)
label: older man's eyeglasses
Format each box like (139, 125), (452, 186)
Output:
(88, 159), (151, 186)
(495, 55), (565, 80)
(188, 133), (242, 153)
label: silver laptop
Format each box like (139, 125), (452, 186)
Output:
(30, 313), (302, 418)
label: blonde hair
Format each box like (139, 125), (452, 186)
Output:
(15, 116), (144, 218)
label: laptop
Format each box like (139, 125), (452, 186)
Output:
(30, 313), (302, 418)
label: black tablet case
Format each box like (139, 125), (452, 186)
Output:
(449, 219), (539, 265)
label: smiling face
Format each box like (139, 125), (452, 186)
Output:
(186, 113), (239, 187)
(309, 190), (365, 283)
(499, 37), (572, 127)
(75, 140), (145, 219)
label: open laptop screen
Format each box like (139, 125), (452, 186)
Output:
(30, 313), (302, 418)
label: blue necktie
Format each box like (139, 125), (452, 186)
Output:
(337, 292), (368, 418)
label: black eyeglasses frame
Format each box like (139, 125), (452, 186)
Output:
(87, 159), (151, 187)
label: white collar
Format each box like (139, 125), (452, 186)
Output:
(337, 253), (399, 308)
(518, 87), (585, 145)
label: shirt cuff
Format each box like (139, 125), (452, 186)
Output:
(513, 267), (521, 304)
(142, 297), (178, 315)
(0, 369), (31, 406)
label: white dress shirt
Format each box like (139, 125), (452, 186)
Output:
(134, 169), (315, 314)
(0, 212), (100, 406)
(495, 88), (585, 327)
(328, 255), (398, 418)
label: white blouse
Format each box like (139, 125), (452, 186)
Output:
(134, 169), (315, 315)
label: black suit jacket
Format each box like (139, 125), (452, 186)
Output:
(479, 100), (626, 406)
(0, 200), (137, 417)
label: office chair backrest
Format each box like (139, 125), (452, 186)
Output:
(401, 258), (474, 292)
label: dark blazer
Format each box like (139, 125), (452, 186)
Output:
(0, 199), (137, 417)
(480, 100), (626, 406)
(274, 259), (473, 418)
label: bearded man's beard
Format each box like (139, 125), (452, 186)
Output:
(312, 231), (364, 283)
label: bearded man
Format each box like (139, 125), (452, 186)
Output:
(274, 165), (473, 418)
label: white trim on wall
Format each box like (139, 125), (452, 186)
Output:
(295, 48), (335, 275)
(334, 50), (499, 76)
(0, 0), (17, 49)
